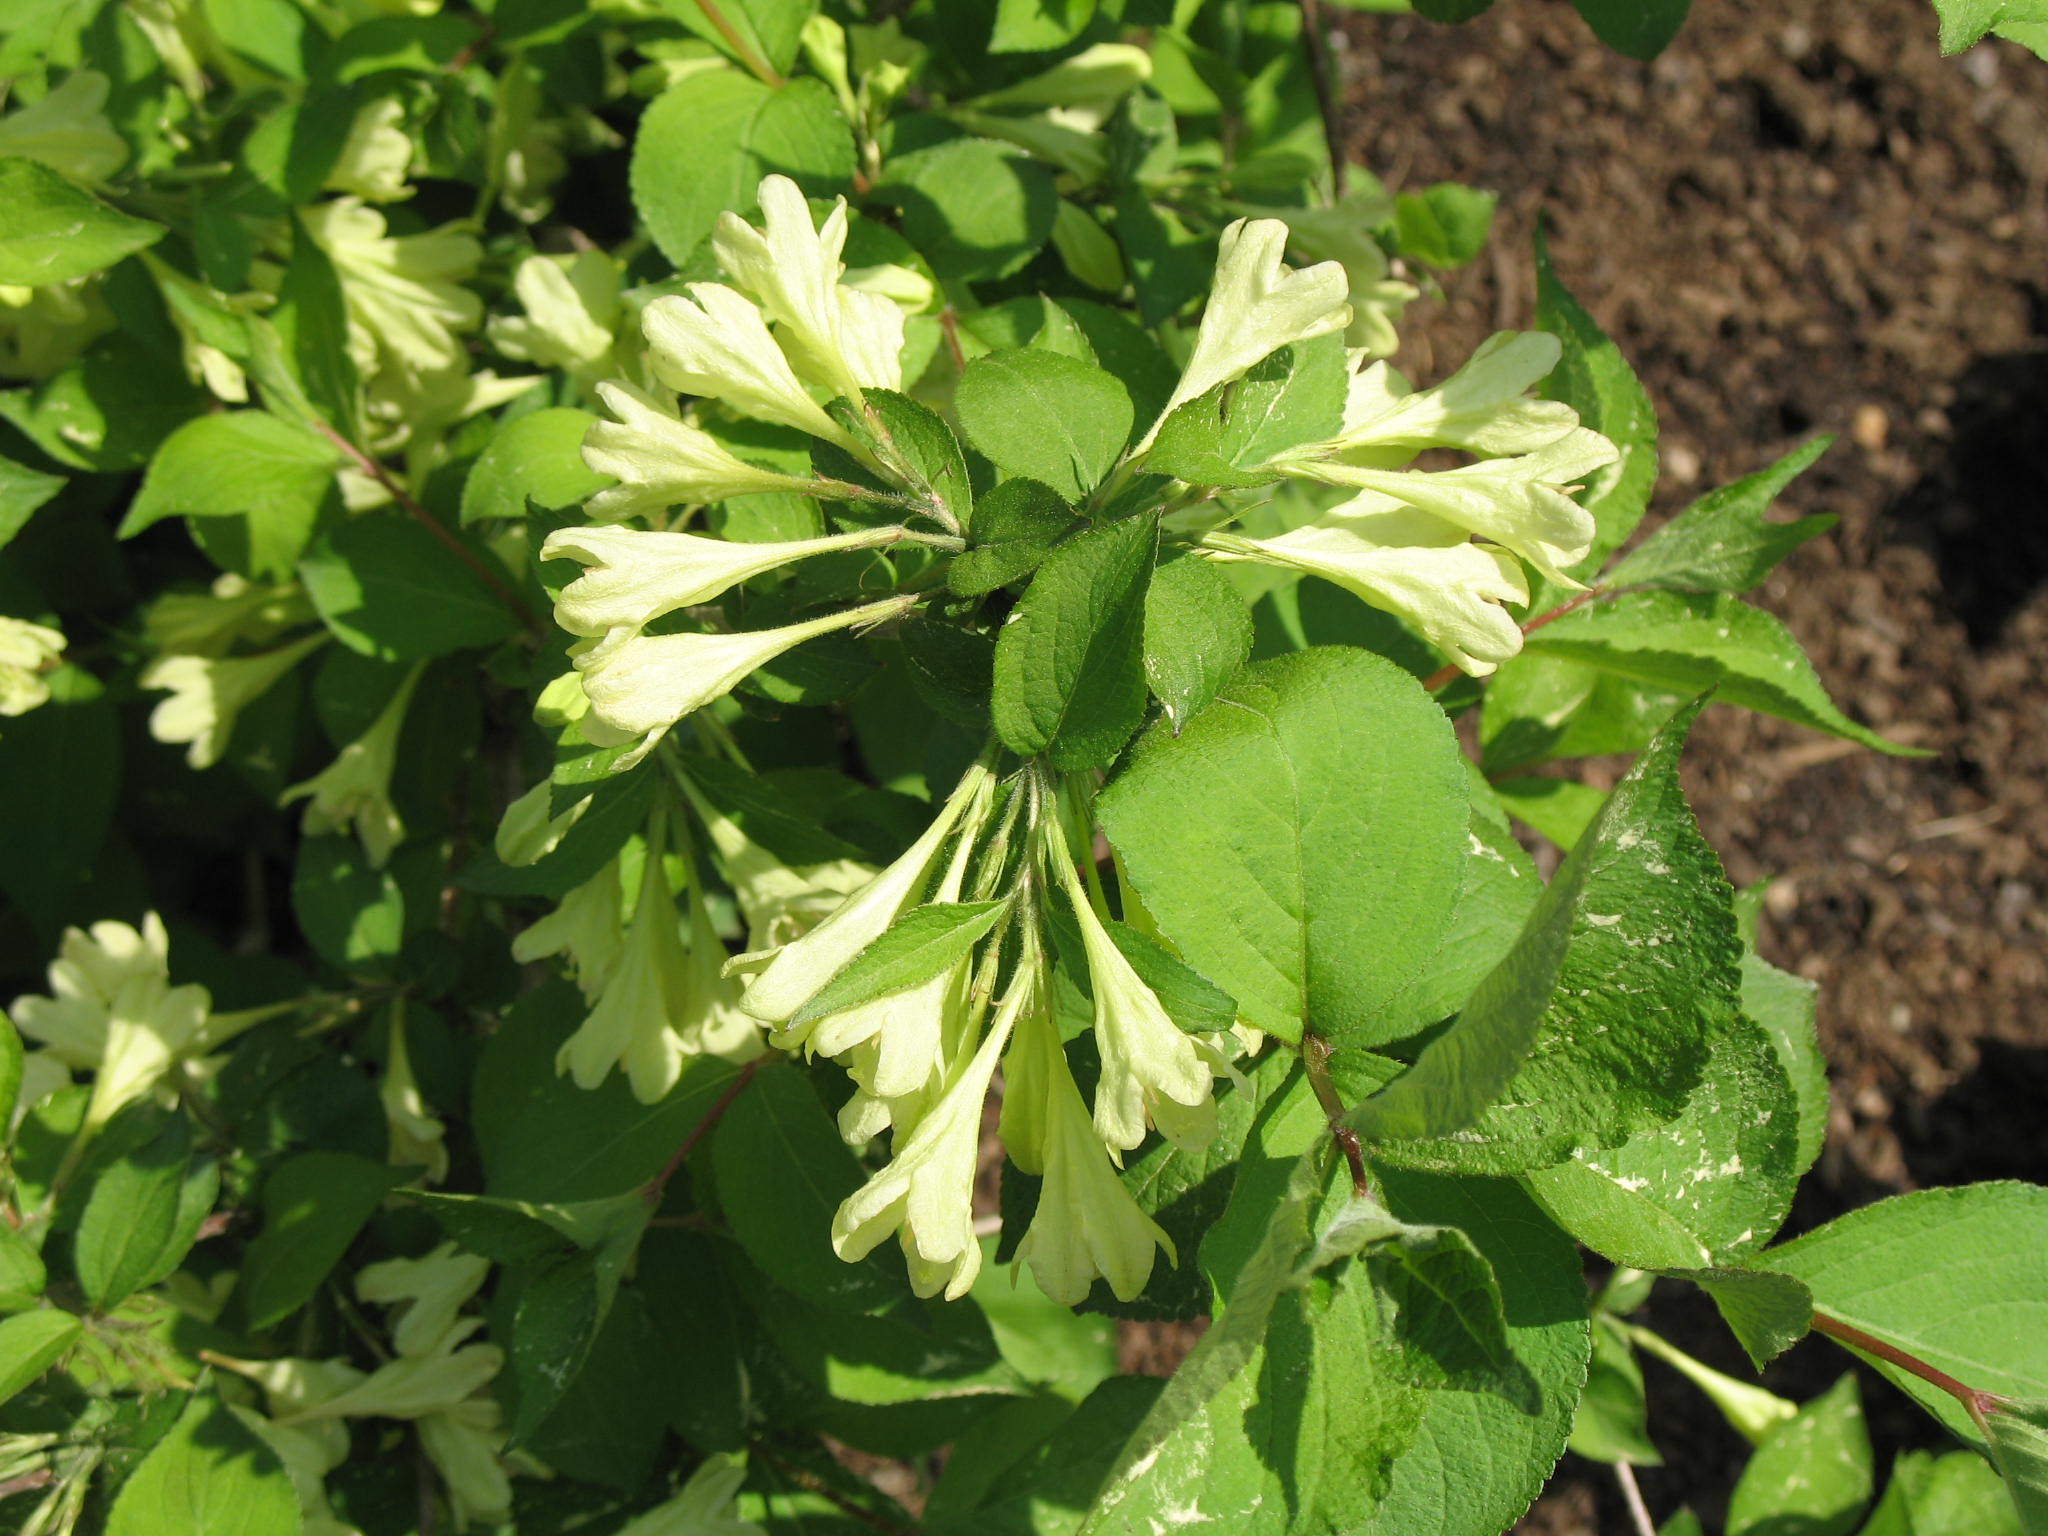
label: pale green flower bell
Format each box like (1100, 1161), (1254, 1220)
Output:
(1140, 217), (1351, 451)
(1202, 497), (1530, 676)
(572, 593), (915, 768)
(141, 633), (326, 769)
(1230, 183), (1419, 357)
(1329, 332), (1576, 457)
(679, 776), (874, 954)
(542, 520), (906, 639)
(144, 575), (312, 659)
(555, 840), (692, 1102)
(381, 1003), (449, 1183)
(356, 1242), (492, 1359)
(488, 250), (621, 379)
(0, 71), (129, 188)
(712, 174), (906, 402)
(302, 198), (483, 386)
(281, 662), (423, 869)
(511, 853), (627, 998)
(324, 96), (413, 203)
(493, 777), (593, 867)
(0, 615), (65, 718)
(642, 282), (855, 449)
(615, 1453), (767, 1536)
(579, 382), (820, 524)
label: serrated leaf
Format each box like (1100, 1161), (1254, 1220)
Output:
(833, 389), (971, 529)
(1521, 590), (1920, 755)
(0, 1309), (82, 1406)
(235, 1151), (413, 1329)
(1607, 437), (1836, 594)
(1145, 335), (1348, 489)
(1727, 1375), (1873, 1536)
(1364, 1213), (1541, 1411)
(1141, 552), (1252, 733)
(104, 1390), (299, 1536)
(301, 514), (520, 660)
(0, 156), (164, 286)
(955, 349), (1134, 503)
(0, 1224), (45, 1311)
(1535, 225), (1657, 573)
(992, 510), (1156, 769)
(631, 71), (854, 267)
(951, 477), (1079, 597)
(1742, 948), (1827, 1178)
(1673, 1268), (1812, 1371)
(1100, 647), (1468, 1046)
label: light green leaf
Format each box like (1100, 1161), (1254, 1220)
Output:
(990, 0), (1097, 52)
(1859, 1448), (2021, 1536)
(652, 0), (816, 76)
(117, 411), (340, 578)
(0, 1309), (81, 1407)
(235, 1151), (413, 1330)
(1535, 225), (1657, 574)
(1727, 1375), (1874, 1536)
(873, 137), (1059, 282)
(301, 515), (520, 660)
(631, 71), (854, 267)
(105, 1390), (301, 1536)
(74, 1111), (198, 1310)
(954, 349), (1133, 503)
(992, 510), (1156, 769)
(1928, 0), (2048, 55)
(1481, 651), (1685, 776)
(0, 1225), (45, 1311)
(1100, 647), (1469, 1046)
(291, 834), (405, 974)
(1570, 1314), (1661, 1465)
(0, 452), (64, 553)
(1395, 183), (1498, 268)
(1741, 948), (1828, 1178)
(1142, 553), (1252, 733)
(1144, 335), (1349, 489)
(1983, 1399), (2048, 1535)
(460, 407), (609, 524)
(1491, 774), (1606, 850)
(0, 156), (164, 286)
(1521, 591), (1918, 754)
(1606, 437), (1836, 594)
(789, 902), (1006, 1030)
(1769, 1184), (2048, 1449)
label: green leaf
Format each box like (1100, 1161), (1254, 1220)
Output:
(518, 1283), (669, 1491)
(1571, 0), (1691, 57)
(475, 983), (745, 1202)
(1491, 775), (1606, 850)
(1859, 1449), (2021, 1536)
(1141, 553), (1252, 733)
(1570, 1315), (1661, 1465)
(330, 13), (473, 79)
(235, 1150), (412, 1330)
(118, 412), (339, 576)
(873, 137), (1059, 282)
(1359, 1208), (1541, 1411)
(1742, 947), (1828, 1179)
(105, 1390), (300, 1536)
(1521, 591), (1920, 755)
(1535, 224), (1657, 572)
(1480, 651), (1685, 774)
(0, 1309), (81, 1407)
(0, 156), (164, 286)
(301, 515), (520, 660)
(1394, 183), (1498, 268)
(1606, 437), (1836, 594)
(750, 1275), (1020, 1407)
(631, 71), (854, 268)
(1100, 647), (1468, 1046)
(832, 389), (971, 529)
(654, 0), (816, 76)
(460, 407), (609, 524)
(1768, 1184), (2048, 1448)
(788, 902), (1006, 1030)
(508, 1250), (606, 1446)
(1355, 695), (1727, 1169)
(1727, 1375), (1874, 1536)
(74, 1112), (200, 1310)
(291, 834), (405, 973)
(0, 1224), (45, 1311)
(1983, 1399), (2048, 1536)
(950, 477), (1079, 597)
(1111, 190), (1215, 326)
(270, 216), (359, 438)
(0, 665), (119, 932)
(1145, 335), (1349, 489)
(401, 1189), (648, 1265)
(712, 1061), (910, 1311)
(991, 0), (1097, 52)
(1522, 1013), (1801, 1271)
(954, 350), (1134, 503)
(992, 510), (1156, 769)
(0, 452), (64, 554)
(1678, 1268), (1813, 1371)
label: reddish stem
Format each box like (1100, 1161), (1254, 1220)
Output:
(1810, 1310), (1998, 1430)
(693, 0), (783, 87)
(645, 1055), (768, 1203)
(1301, 1031), (1372, 1199)
(312, 421), (542, 638)
(1424, 587), (1602, 693)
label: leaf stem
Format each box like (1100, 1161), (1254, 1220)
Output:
(1614, 1461), (1658, 1536)
(311, 421), (544, 639)
(1809, 1310), (1998, 1431)
(1424, 587), (1603, 693)
(694, 0), (784, 87)
(644, 1053), (771, 1204)
(1301, 1031), (1372, 1199)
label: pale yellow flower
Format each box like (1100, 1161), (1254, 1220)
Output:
(141, 633), (327, 769)
(0, 616), (65, 718)
(281, 662), (423, 868)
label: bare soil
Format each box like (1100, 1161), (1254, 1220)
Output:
(1332, 0), (2048, 1526)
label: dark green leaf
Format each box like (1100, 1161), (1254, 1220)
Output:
(954, 349), (1134, 503)
(235, 1151), (413, 1329)
(291, 834), (405, 973)
(873, 137), (1059, 282)
(0, 156), (164, 285)
(950, 477), (1079, 597)
(992, 510), (1156, 769)
(0, 1224), (43, 1311)
(1360, 1208), (1541, 1411)
(788, 902), (1006, 1030)
(1145, 335), (1349, 488)
(1111, 190), (1215, 326)
(1101, 647), (1468, 1046)
(401, 1188), (647, 1265)
(833, 389), (971, 528)
(1674, 1268), (1812, 1371)
(301, 515), (520, 660)
(632, 71), (854, 268)
(519, 1284), (670, 1491)
(1570, 1315), (1661, 1465)
(1142, 553), (1252, 733)
(1571, 0), (1691, 59)
(0, 665), (118, 931)
(1727, 1375), (1873, 1536)
(0, 452), (64, 553)
(1607, 437), (1836, 594)
(74, 1112), (197, 1309)
(508, 1250), (604, 1445)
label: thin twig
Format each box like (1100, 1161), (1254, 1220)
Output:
(1810, 1311), (1996, 1430)
(1615, 1462), (1657, 1536)
(1297, 0), (1347, 203)
(1424, 587), (1602, 693)
(1301, 1032), (1372, 1199)
(693, 0), (784, 87)
(312, 421), (543, 638)
(645, 1054), (770, 1203)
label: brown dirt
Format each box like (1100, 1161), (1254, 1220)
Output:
(1335, 0), (2048, 1528)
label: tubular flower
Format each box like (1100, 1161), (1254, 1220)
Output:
(738, 760), (994, 1026)
(677, 874), (763, 1063)
(282, 662), (424, 868)
(642, 282), (855, 449)
(511, 853), (627, 998)
(0, 616), (65, 718)
(556, 837), (692, 1102)
(487, 250), (621, 379)
(493, 777), (592, 867)
(1138, 217), (1351, 450)
(324, 96), (413, 202)
(144, 575), (313, 658)
(1323, 331), (1578, 457)
(831, 961), (1033, 1300)
(1000, 1004), (1175, 1306)
(8, 913), (216, 1132)
(1050, 846), (1215, 1158)
(141, 633), (327, 769)
(578, 382), (821, 524)
(381, 1002), (449, 1183)
(712, 174), (905, 401)
(572, 594), (916, 768)
(1201, 498), (1530, 676)
(614, 1453), (767, 1536)
(678, 776), (874, 954)
(301, 198), (484, 386)
(542, 521), (904, 638)
(0, 71), (128, 187)
(1229, 184), (1419, 356)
